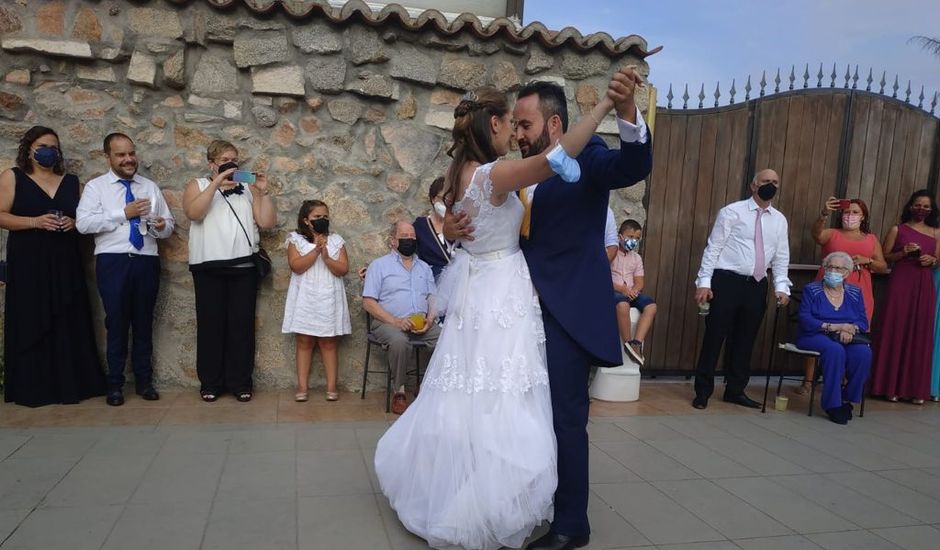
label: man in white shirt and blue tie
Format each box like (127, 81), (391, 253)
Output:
(692, 169), (791, 409)
(77, 133), (174, 406)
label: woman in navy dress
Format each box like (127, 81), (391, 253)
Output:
(0, 126), (106, 407)
(413, 177), (454, 281)
(795, 251), (871, 424)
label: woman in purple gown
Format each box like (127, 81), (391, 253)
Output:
(871, 190), (939, 404)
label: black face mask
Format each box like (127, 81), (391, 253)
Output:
(757, 182), (777, 201)
(310, 218), (330, 234)
(217, 161), (238, 173)
(397, 238), (417, 257)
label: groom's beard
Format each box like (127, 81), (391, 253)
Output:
(518, 126), (551, 159)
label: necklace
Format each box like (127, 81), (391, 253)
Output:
(824, 286), (844, 310)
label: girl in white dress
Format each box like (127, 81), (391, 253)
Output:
(374, 87), (615, 550)
(282, 200), (351, 402)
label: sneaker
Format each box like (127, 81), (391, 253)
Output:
(624, 340), (645, 365)
(391, 392), (408, 415)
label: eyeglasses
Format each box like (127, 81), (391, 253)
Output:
(824, 265), (851, 273)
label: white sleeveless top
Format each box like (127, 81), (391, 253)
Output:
(188, 177), (259, 268)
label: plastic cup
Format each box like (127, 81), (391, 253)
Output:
(775, 395), (789, 411)
(409, 313), (426, 331)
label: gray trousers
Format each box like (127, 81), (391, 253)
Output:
(371, 321), (441, 389)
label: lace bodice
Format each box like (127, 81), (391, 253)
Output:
(453, 162), (523, 255)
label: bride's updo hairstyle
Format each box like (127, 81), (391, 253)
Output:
(442, 87), (509, 207)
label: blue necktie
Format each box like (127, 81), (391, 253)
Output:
(119, 179), (144, 250)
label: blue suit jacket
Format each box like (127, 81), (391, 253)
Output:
(521, 135), (653, 366)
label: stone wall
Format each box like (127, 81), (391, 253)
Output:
(0, 0), (652, 391)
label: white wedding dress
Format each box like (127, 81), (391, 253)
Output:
(374, 162), (557, 550)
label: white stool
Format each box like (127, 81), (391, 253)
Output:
(589, 308), (641, 402)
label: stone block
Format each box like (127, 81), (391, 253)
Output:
(346, 26), (388, 65)
(4, 69), (30, 85)
(396, 95), (417, 119)
(271, 120), (297, 148)
(187, 95), (221, 109)
(0, 91), (26, 120)
(525, 46), (554, 75)
(489, 61), (521, 92)
(305, 56), (346, 94)
(292, 23), (342, 54)
(206, 16), (237, 43)
(431, 88), (461, 106)
(576, 83), (599, 112)
(438, 55), (486, 90)
(71, 7), (103, 41)
(76, 65), (116, 82)
(1, 38), (93, 59)
(251, 105), (278, 128)
(163, 49), (186, 89)
(183, 113), (224, 123)
(327, 98), (361, 125)
(191, 52), (238, 95)
(423, 110), (453, 131)
(380, 124), (443, 175)
(560, 52), (610, 80)
(345, 73), (399, 101)
(224, 101), (242, 119)
(0, 5), (22, 33)
(388, 44), (437, 85)
(37, 1), (65, 36)
(233, 31), (290, 68)
(128, 8), (184, 39)
(127, 50), (157, 88)
(252, 65), (305, 97)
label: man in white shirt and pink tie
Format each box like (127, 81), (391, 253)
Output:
(692, 169), (792, 409)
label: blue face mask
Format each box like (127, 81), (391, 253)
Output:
(32, 146), (60, 168)
(622, 238), (640, 251)
(822, 271), (844, 288)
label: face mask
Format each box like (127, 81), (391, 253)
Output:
(397, 238), (417, 257)
(911, 207), (931, 221)
(217, 161), (238, 174)
(33, 146), (59, 168)
(310, 218), (329, 234)
(823, 271), (844, 288)
(622, 238), (640, 252)
(433, 201), (447, 219)
(841, 214), (862, 230)
(757, 182), (777, 201)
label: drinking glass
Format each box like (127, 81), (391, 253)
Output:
(47, 209), (64, 232)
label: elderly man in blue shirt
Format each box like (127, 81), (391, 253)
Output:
(363, 221), (441, 414)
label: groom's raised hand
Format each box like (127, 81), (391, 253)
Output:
(443, 210), (475, 242)
(608, 65), (644, 123)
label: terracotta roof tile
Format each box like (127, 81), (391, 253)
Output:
(172, 0), (660, 58)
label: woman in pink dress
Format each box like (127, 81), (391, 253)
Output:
(797, 198), (887, 394)
(871, 190), (940, 404)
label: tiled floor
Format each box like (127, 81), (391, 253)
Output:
(2, 380), (940, 549)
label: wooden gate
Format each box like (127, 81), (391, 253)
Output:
(642, 66), (940, 375)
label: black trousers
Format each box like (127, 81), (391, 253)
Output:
(694, 269), (768, 399)
(96, 253), (160, 391)
(192, 267), (258, 394)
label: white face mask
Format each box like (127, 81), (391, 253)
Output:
(433, 201), (447, 218)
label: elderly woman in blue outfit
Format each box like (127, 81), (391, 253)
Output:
(795, 251), (872, 425)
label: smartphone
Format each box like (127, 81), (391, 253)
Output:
(908, 246), (921, 258)
(232, 170), (256, 185)
(838, 199), (851, 210)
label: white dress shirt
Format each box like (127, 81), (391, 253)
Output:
(695, 197), (792, 294)
(604, 206), (619, 248)
(76, 169), (175, 256)
(526, 107), (648, 200)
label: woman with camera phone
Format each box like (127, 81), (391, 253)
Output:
(183, 140), (276, 403)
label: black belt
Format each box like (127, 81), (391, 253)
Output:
(714, 269), (767, 283)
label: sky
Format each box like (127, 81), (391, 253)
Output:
(524, 0), (940, 109)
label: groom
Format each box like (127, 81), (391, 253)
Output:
(449, 69), (652, 549)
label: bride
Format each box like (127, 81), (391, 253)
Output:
(374, 84), (615, 550)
